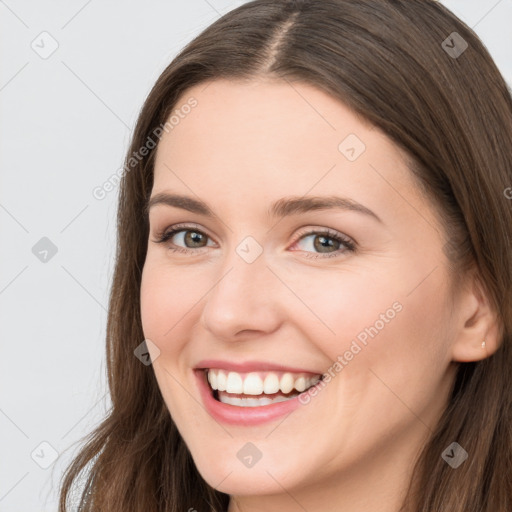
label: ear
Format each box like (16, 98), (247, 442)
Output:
(451, 269), (502, 362)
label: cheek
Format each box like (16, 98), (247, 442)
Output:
(281, 264), (406, 360)
(140, 263), (194, 355)
(140, 271), (167, 342)
(140, 263), (190, 366)
(336, 272), (453, 424)
(140, 264), (200, 415)
(296, 263), (452, 402)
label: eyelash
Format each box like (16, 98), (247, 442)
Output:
(152, 223), (356, 259)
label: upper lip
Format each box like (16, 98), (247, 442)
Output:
(194, 359), (323, 375)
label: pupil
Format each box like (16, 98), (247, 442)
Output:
(314, 235), (338, 253)
(186, 231), (205, 247)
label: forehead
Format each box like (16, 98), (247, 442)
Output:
(152, 78), (422, 222)
(155, 78), (384, 165)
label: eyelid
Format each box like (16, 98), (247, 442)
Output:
(153, 222), (216, 244)
(152, 223), (356, 257)
(292, 225), (355, 246)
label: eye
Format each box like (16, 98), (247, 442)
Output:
(151, 224), (356, 259)
(152, 223), (215, 254)
(290, 227), (356, 258)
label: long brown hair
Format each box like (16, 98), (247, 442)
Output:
(58, 1), (512, 510)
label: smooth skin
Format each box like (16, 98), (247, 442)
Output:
(140, 78), (500, 512)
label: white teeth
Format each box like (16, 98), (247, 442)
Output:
(208, 370), (217, 390)
(216, 371), (227, 391)
(243, 373), (263, 395)
(226, 372), (243, 393)
(280, 373), (294, 394)
(217, 391), (299, 407)
(294, 376), (306, 392)
(263, 373), (280, 394)
(207, 369), (322, 395)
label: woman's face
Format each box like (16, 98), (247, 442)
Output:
(140, 78), (460, 501)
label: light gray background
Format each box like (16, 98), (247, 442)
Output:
(1, 1), (511, 510)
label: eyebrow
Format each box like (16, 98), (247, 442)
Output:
(146, 192), (382, 223)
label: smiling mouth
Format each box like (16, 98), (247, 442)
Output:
(205, 368), (324, 407)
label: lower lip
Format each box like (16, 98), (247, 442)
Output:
(194, 370), (319, 426)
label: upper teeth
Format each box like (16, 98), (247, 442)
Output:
(207, 369), (321, 395)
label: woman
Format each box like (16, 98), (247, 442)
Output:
(59, 1), (512, 510)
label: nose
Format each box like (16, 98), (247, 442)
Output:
(200, 245), (283, 341)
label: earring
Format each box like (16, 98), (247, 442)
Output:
(482, 340), (486, 349)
